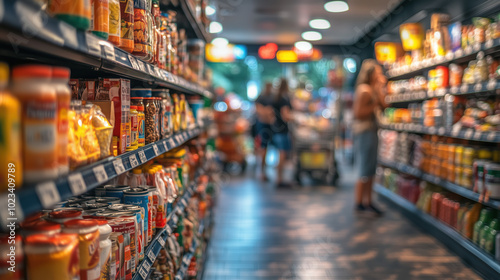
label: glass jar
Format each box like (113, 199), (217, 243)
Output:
(133, 0), (148, 58)
(155, 97), (162, 139)
(152, 89), (172, 138)
(144, 97), (158, 144)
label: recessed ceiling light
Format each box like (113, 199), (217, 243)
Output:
(206, 5), (216, 16)
(301, 31), (322, 41)
(324, 1), (349, 13)
(209, 21), (223, 33)
(309, 19), (331, 29)
(211, 37), (229, 47)
(294, 41), (312, 51)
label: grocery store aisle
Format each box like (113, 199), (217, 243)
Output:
(201, 170), (482, 279)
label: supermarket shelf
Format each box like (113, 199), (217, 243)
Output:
(178, 0), (211, 42)
(0, 126), (206, 229)
(379, 123), (500, 143)
(175, 238), (198, 280)
(375, 185), (500, 279)
(378, 159), (500, 210)
(387, 38), (500, 80)
(133, 174), (200, 280)
(0, 0), (213, 99)
(386, 79), (500, 104)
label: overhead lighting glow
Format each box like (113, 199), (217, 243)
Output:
(294, 41), (312, 51)
(206, 5), (216, 16)
(309, 19), (331, 29)
(276, 50), (298, 63)
(209, 21), (223, 33)
(343, 57), (357, 73)
(301, 31), (322, 41)
(247, 81), (259, 100)
(324, 1), (349, 13)
(211, 37), (228, 47)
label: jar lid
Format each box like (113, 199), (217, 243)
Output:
(12, 65), (52, 79)
(131, 105), (137, 110)
(131, 88), (152, 98)
(49, 209), (82, 219)
(137, 105), (144, 111)
(123, 188), (149, 195)
(52, 67), (70, 79)
(132, 168), (143, 174)
(25, 233), (77, 247)
(63, 219), (98, 231)
(22, 220), (61, 232)
(131, 97), (144, 100)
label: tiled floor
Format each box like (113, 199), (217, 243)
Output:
(201, 172), (482, 280)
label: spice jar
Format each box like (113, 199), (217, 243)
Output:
(128, 105), (139, 151)
(144, 97), (158, 144)
(132, 97), (145, 147)
(155, 97), (162, 139)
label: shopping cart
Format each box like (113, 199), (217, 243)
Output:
(290, 121), (339, 186)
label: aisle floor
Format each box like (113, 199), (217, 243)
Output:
(201, 170), (482, 280)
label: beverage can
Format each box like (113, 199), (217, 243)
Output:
(123, 188), (149, 246)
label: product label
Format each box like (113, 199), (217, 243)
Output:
(109, 1), (121, 36)
(120, 0), (134, 41)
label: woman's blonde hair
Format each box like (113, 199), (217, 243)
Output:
(356, 59), (380, 87)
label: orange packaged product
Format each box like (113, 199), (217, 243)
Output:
(25, 233), (80, 280)
(12, 65), (58, 183)
(48, 0), (91, 30)
(119, 0), (134, 53)
(63, 219), (101, 280)
(53, 67), (71, 175)
(91, 0), (110, 39)
(132, 1), (148, 58)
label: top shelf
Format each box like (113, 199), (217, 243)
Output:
(0, 0), (213, 99)
(178, 0), (211, 43)
(387, 38), (500, 80)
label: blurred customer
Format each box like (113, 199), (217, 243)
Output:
(352, 59), (387, 214)
(255, 82), (275, 181)
(272, 78), (293, 187)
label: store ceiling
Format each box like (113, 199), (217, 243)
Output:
(214, 0), (404, 45)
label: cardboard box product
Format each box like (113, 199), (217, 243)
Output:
(96, 78), (130, 154)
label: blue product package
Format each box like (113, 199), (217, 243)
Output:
(123, 189), (149, 246)
(449, 22), (462, 52)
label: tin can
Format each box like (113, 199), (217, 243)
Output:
(109, 217), (136, 275)
(144, 186), (158, 236)
(25, 233), (79, 280)
(485, 163), (500, 199)
(123, 188), (150, 246)
(0, 234), (23, 280)
(63, 219), (100, 280)
(96, 197), (122, 204)
(109, 232), (124, 280)
(95, 186), (107, 197)
(83, 202), (109, 210)
(108, 203), (131, 212)
(112, 212), (141, 269)
(21, 219), (61, 236)
(48, 208), (83, 224)
(122, 205), (145, 261)
(109, 238), (118, 280)
(105, 185), (131, 202)
(96, 220), (112, 280)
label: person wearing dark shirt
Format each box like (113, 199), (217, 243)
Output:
(272, 79), (292, 187)
(255, 82), (275, 181)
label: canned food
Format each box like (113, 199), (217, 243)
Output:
(109, 232), (125, 280)
(83, 203), (109, 210)
(109, 218), (135, 277)
(21, 219), (61, 236)
(96, 220), (112, 280)
(95, 197), (122, 204)
(105, 185), (131, 202)
(144, 186), (158, 237)
(48, 208), (83, 224)
(63, 219), (100, 280)
(25, 233), (79, 280)
(462, 147), (476, 166)
(122, 205), (145, 260)
(108, 204), (130, 211)
(485, 163), (500, 199)
(109, 237), (118, 280)
(123, 188), (149, 246)
(462, 166), (474, 189)
(95, 186), (107, 197)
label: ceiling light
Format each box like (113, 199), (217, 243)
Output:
(294, 41), (312, 51)
(301, 31), (322, 41)
(206, 5), (216, 16)
(324, 1), (349, 13)
(211, 37), (228, 47)
(209, 21), (223, 33)
(309, 19), (331, 29)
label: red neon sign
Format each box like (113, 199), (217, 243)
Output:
(258, 43), (278, 59)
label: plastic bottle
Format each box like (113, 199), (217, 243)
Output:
(12, 65), (58, 183)
(0, 63), (22, 189)
(52, 67), (71, 175)
(108, 0), (121, 46)
(473, 208), (494, 244)
(119, 0), (134, 53)
(485, 219), (500, 254)
(129, 168), (144, 187)
(48, 0), (91, 30)
(91, 0), (110, 39)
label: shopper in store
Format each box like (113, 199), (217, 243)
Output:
(272, 78), (293, 187)
(255, 82), (275, 181)
(353, 59), (387, 214)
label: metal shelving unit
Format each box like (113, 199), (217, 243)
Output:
(0, 0), (213, 99)
(378, 159), (500, 210)
(375, 185), (500, 280)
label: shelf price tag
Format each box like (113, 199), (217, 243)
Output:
(163, 141), (168, 151)
(102, 43), (116, 61)
(473, 83), (482, 92)
(129, 154), (139, 168)
(138, 150), (147, 163)
(473, 42), (481, 52)
(143, 260), (151, 272)
(153, 144), (160, 156)
(68, 173), (87, 195)
(464, 45), (473, 55)
(93, 165), (108, 183)
(169, 138), (176, 147)
(460, 84), (469, 94)
(86, 34), (102, 57)
(450, 86), (459, 94)
(138, 61), (146, 72)
(465, 129), (474, 139)
(113, 159), (126, 174)
(166, 225), (172, 235)
(158, 237), (166, 247)
(474, 131), (482, 140)
(128, 55), (139, 70)
(148, 250), (156, 262)
(487, 79), (497, 91)
(59, 22), (78, 49)
(487, 131), (496, 141)
(454, 49), (464, 57)
(138, 267), (148, 279)
(147, 64), (156, 76)
(36, 182), (61, 208)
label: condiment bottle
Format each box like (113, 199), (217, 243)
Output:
(53, 67), (71, 175)
(12, 65), (58, 183)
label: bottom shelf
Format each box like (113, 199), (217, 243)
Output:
(375, 184), (500, 280)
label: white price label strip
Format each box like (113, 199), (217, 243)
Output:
(474, 131), (482, 140)
(465, 129), (473, 139)
(139, 267), (148, 279)
(93, 165), (108, 183)
(138, 150), (147, 163)
(159, 237), (166, 247)
(128, 55), (139, 70)
(487, 132), (496, 141)
(113, 159), (126, 174)
(129, 154), (139, 168)
(163, 141), (168, 151)
(36, 182), (61, 208)
(153, 144), (160, 156)
(166, 225), (172, 235)
(170, 138), (176, 147)
(143, 261), (151, 272)
(485, 39), (494, 49)
(148, 250), (156, 262)
(138, 61), (146, 72)
(68, 173), (86, 195)
(102, 43), (116, 61)
(474, 83), (482, 92)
